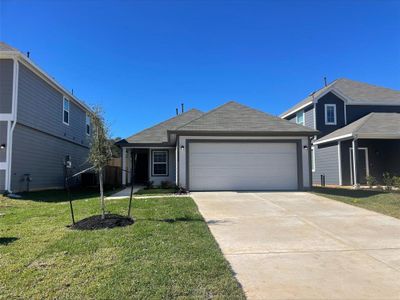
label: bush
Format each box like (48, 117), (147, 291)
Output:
(382, 172), (393, 190)
(161, 181), (172, 189)
(145, 180), (154, 189)
(365, 175), (376, 188)
(393, 176), (400, 189)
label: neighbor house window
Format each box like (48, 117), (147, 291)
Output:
(63, 97), (70, 125)
(324, 104), (336, 125)
(311, 146), (316, 172)
(86, 114), (90, 135)
(296, 110), (305, 125)
(152, 150), (168, 176)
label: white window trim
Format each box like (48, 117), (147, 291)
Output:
(85, 114), (90, 136)
(63, 97), (70, 125)
(311, 146), (316, 172)
(296, 110), (305, 125)
(324, 104), (337, 125)
(152, 150), (168, 176)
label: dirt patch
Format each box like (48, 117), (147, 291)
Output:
(70, 214), (134, 230)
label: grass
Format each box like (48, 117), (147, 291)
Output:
(135, 188), (177, 196)
(313, 187), (400, 219)
(0, 189), (244, 299)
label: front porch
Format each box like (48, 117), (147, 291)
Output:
(340, 139), (400, 186)
(120, 147), (176, 187)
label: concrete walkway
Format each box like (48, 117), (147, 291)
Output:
(191, 191), (400, 300)
(106, 186), (143, 199)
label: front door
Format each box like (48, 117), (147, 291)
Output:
(133, 151), (149, 184)
(350, 148), (369, 185)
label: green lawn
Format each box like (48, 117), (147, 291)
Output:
(0, 189), (244, 299)
(135, 188), (177, 196)
(313, 187), (400, 219)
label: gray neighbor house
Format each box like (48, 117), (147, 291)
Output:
(0, 42), (92, 193)
(281, 78), (400, 186)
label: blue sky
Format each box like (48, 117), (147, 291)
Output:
(1, 0), (399, 138)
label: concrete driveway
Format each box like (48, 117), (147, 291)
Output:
(191, 191), (400, 300)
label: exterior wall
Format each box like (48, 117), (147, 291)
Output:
(285, 105), (315, 129)
(10, 123), (89, 192)
(17, 64), (90, 148)
(346, 105), (400, 124)
(0, 170), (5, 191)
(0, 121), (7, 162)
(148, 148), (176, 186)
(315, 92), (345, 137)
(313, 142), (340, 185)
(0, 59), (13, 114)
(341, 139), (400, 185)
(304, 106), (314, 129)
(178, 136), (311, 190)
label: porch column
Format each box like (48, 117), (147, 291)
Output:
(121, 147), (126, 186)
(352, 139), (359, 187)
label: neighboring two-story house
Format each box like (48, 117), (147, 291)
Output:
(281, 78), (400, 186)
(0, 42), (92, 193)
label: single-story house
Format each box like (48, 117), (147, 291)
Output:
(116, 101), (317, 191)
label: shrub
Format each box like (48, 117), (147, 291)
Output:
(365, 175), (376, 188)
(145, 180), (154, 189)
(393, 176), (400, 189)
(161, 181), (171, 189)
(382, 172), (393, 190)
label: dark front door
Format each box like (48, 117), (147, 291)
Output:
(134, 151), (149, 184)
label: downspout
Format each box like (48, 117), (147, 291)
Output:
(6, 57), (19, 192)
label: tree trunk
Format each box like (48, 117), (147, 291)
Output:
(99, 168), (105, 219)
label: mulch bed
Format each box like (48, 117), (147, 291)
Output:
(70, 214), (134, 230)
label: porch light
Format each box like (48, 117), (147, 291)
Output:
(303, 145), (308, 149)
(0, 144), (5, 149)
(180, 145), (185, 150)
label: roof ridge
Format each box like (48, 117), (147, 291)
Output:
(124, 108), (202, 140)
(352, 112), (375, 132)
(337, 78), (400, 93)
(174, 101), (237, 130)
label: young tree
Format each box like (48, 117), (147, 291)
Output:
(88, 107), (112, 219)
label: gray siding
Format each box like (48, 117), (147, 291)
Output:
(304, 106), (314, 129)
(315, 92), (345, 137)
(0, 169), (5, 191)
(11, 123), (89, 192)
(284, 105), (314, 129)
(17, 64), (90, 148)
(0, 121), (7, 162)
(346, 105), (400, 124)
(0, 59), (13, 113)
(313, 142), (340, 185)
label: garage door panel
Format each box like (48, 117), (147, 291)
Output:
(188, 142), (298, 191)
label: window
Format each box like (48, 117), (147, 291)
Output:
(63, 97), (70, 125)
(296, 110), (305, 125)
(86, 114), (90, 135)
(152, 150), (168, 176)
(311, 146), (315, 172)
(324, 104), (336, 125)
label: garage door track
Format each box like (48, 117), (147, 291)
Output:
(191, 191), (400, 300)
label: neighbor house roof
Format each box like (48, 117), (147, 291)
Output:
(281, 78), (400, 118)
(117, 109), (204, 146)
(0, 41), (92, 113)
(172, 101), (318, 135)
(314, 112), (400, 145)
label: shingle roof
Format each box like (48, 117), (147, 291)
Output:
(118, 109), (204, 145)
(315, 113), (400, 144)
(281, 78), (400, 117)
(0, 42), (18, 52)
(174, 101), (317, 134)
